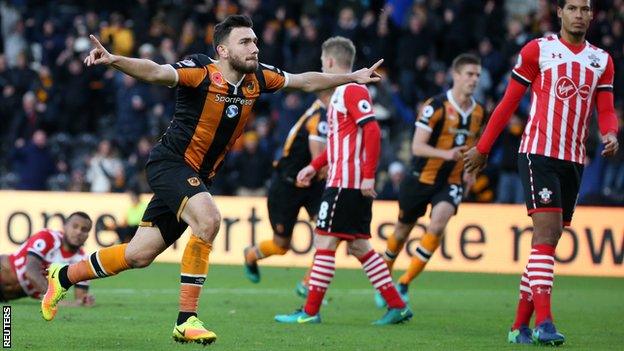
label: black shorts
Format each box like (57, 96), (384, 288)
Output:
(141, 158), (209, 246)
(397, 174), (463, 224)
(517, 153), (584, 226)
(267, 175), (324, 238)
(315, 187), (372, 240)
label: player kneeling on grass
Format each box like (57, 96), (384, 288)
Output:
(0, 212), (94, 307)
(275, 37), (412, 325)
(377, 54), (483, 308)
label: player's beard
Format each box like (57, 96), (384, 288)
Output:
(230, 54), (258, 74)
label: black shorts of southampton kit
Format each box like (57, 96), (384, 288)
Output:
(141, 158), (209, 246)
(397, 171), (463, 224)
(314, 187), (373, 240)
(267, 174), (325, 238)
(517, 153), (584, 226)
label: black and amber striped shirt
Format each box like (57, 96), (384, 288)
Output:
(412, 90), (485, 185)
(149, 54), (288, 181)
(275, 99), (327, 181)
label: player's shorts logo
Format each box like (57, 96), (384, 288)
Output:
(555, 76), (590, 101)
(187, 177), (201, 187)
(538, 187), (553, 204)
(226, 105), (239, 118)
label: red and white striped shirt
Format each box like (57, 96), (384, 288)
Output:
(9, 229), (88, 298)
(324, 83), (379, 189)
(511, 34), (614, 163)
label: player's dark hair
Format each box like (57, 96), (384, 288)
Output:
(213, 15), (254, 54)
(322, 36), (356, 69)
(67, 211), (92, 223)
(557, 0), (592, 8)
(451, 53), (481, 73)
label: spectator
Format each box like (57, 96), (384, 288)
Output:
(86, 139), (124, 193)
(114, 74), (150, 153)
(113, 187), (149, 243)
(10, 129), (57, 190)
(232, 131), (272, 196)
(378, 161), (405, 200)
(495, 115), (525, 204)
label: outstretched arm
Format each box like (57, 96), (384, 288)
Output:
(84, 35), (176, 86)
(287, 59), (384, 92)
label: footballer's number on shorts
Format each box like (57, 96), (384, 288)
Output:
(317, 201), (329, 228)
(449, 185), (463, 205)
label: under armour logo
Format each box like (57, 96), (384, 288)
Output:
(536, 287), (552, 295)
(552, 53), (562, 59)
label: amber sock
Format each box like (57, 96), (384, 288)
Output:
(398, 232), (440, 285)
(61, 244), (130, 289)
(178, 235), (212, 324)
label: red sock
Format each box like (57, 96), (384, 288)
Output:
(512, 268), (534, 329)
(528, 244), (555, 326)
(303, 250), (335, 316)
(359, 250), (405, 309)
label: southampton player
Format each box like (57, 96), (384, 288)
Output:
(243, 92), (329, 284)
(275, 36), (412, 325)
(41, 15), (384, 345)
(376, 54), (484, 307)
(0, 212), (94, 306)
(464, 0), (618, 345)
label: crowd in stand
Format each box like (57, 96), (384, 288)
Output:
(1, 0), (622, 205)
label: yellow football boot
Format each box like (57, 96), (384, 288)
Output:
(41, 263), (68, 321)
(172, 316), (217, 345)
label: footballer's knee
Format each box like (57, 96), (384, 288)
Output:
(427, 222), (446, 236)
(394, 221), (414, 242)
(194, 210), (222, 243)
(126, 251), (157, 268)
(273, 236), (291, 252)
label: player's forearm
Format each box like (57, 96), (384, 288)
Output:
(24, 269), (47, 295)
(110, 55), (174, 86)
(596, 90), (619, 135)
(293, 72), (357, 92)
(361, 121), (381, 178)
(412, 143), (452, 159)
(476, 79), (527, 154)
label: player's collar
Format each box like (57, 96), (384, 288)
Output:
(446, 89), (475, 120)
(556, 33), (587, 55)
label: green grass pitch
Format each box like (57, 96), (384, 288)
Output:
(8, 263), (624, 350)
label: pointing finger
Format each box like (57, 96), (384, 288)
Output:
(89, 34), (105, 50)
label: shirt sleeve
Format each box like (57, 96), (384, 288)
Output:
(511, 39), (540, 86)
(345, 85), (376, 126)
(415, 98), (443, 132)
(306, 107), (328, 143)
(256, 63), (289, 93)
(169, 54), (210, 88)
(26, 231), (57, 259)
(597, 54), (614, 91)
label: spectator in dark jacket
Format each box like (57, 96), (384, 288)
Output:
(10, 129), (57, 190)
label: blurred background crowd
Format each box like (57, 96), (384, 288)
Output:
(0, 0), (623, 205)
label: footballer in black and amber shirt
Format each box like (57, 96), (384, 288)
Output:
(56, 14), (384, 343)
